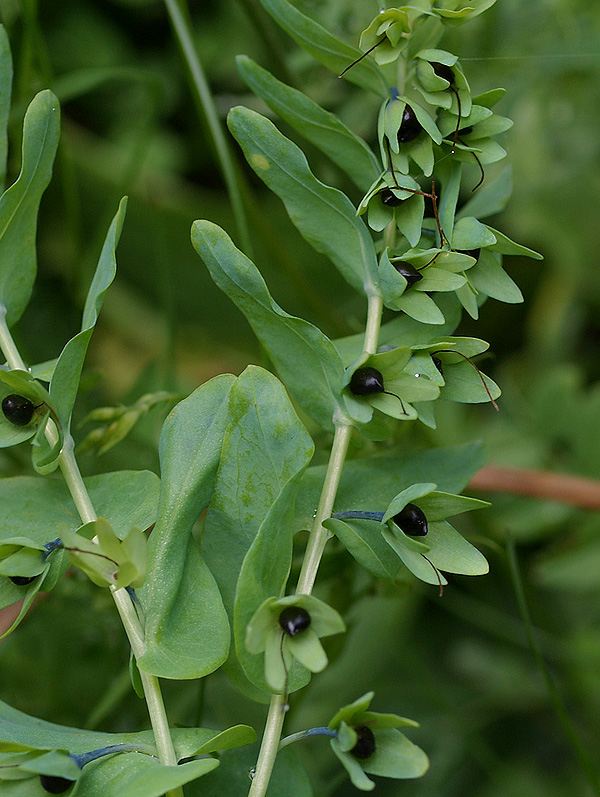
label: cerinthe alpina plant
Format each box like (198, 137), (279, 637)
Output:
(0, 1), (546, 796)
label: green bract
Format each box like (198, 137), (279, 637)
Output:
(343, 346), (439, 424)
(328, 692), (428, 791)
(61, 519), (147, 590)
(245, 594), (345, 693)
(415, 49), (471, 116)
(359, 9), (410, 66)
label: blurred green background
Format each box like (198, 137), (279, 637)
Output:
(0, 0), (599, 794)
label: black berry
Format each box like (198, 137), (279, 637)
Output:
(39, 774), (75, 794)
(392, 503), (428, 536)
(432, 356), (444, 377)
(9, 574), (37, 586)
(349, 367), (385, 396)
(431, 61), (455, 85)
(380, 188), (402, 207)
(350, 726), (376, 760)
(278, 606), (311, 637)
(390, 261), (423, 288)
(397, 105), (422, 143)
(457, 247), (480, 261)
(2, 394), (36, 426)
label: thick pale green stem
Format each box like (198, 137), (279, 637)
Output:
(0, 312), (180, 792)
(296, 420), (352, 595)
(249, 290), (385, 797)
(247, 695), (287, 797)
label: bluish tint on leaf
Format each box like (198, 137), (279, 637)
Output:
(201, 366), (314, 697)
(138, 374), (234, 679)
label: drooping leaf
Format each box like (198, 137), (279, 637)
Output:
(236, 56), (380, 192)
(138, 374), (234, 679)
(227, 106), (380, 296)
(192, 220), (345, 431)
(0, 90), (60, 327)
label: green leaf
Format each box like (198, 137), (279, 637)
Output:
(0, 90), (60, 327)
(457, 165), (512, 219)
(138, 374), (234, 679)
(227, 106), (380, 295)
(201, 366), (314, 696)
(439, 358), (501, 403)
(362, 728), (429, 778)
(0, 470), (159, 611)
(0, 698), (253, 758)
(188, 745), (313, 797)
(469, 250), (523, 303)
(258, 0), (387, 97)
(192, 220), (345, 431)
(324, 517), (401, 581)
(236, 56), (380, 192)
(424, 520), (489, 575)
(48, 198), (127, 434)
(75, 753), (218, 797)
(296, 442), (486, 532)
(234, 479), (312, 695)
(0, 27), (12, 192)
(394, 290), (445, 324)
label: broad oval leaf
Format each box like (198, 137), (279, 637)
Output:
(138, 374), (235, 679)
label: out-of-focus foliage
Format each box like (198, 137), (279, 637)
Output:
(0, 0), (599, 795)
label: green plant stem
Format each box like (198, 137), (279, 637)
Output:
(296, 420), (352, 595)
(247, 694), (287, 797)
(249, 289), (385, 797)
(0, 312), (181, 794)
(507, 535), (600, 795)
(163, 0), (253, 257)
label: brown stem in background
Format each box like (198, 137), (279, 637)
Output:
(469, 466), (600, 510)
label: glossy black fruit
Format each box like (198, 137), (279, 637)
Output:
(349, 367), (385, 396)
(350, 726), (376, 760)
(457, 247), (481, 261)
(39, 774), (75, 794)
(278, 606), (311, 637)
(2, 394), (36, 426)
(380, 188), (403, 207)
(392, 503), (428, 536)
(9, 574), (37, 586)
(391, 261), (423, 288)
(431, 61), (455, 84)
(397, 105), (422, 143)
